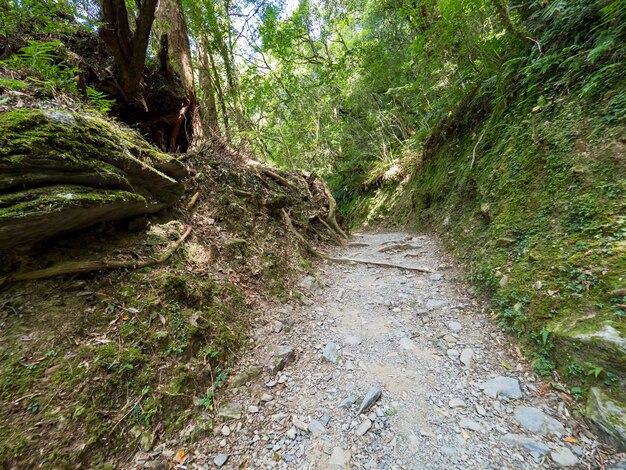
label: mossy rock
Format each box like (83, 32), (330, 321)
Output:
(586, 388), (626, 452)
(552, 321), (626, 379)
(0, 108), (186, 249)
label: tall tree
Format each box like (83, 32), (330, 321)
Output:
(155, 0), (203, 150)
(99, 0), (158, 109)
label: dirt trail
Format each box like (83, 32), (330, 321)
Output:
(150, 232), (617, 469)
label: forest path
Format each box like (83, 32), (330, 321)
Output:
(180, 232), (603, 469)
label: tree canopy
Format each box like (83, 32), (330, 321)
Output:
(1, 0), (624, 182)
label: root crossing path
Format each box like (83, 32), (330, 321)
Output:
(165, 233), (610, 469)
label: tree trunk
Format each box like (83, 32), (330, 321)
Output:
(491, 0), (530, 44)
(207, 45), (231, 141)
(154, 0), (203, 151)
(99, 0), (158, 109)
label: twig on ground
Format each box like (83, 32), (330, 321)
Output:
(327, 257), (434, 273)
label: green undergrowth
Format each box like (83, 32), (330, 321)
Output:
(0, 39), (116, 113)
(343, 83), (625, 406)
(0, 265), (250, 468)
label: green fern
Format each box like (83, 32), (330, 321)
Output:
(86, 87), (116, 113)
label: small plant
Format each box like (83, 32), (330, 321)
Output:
(604, 371), (620, 386)
(86, 86), (116, 113)
(198, 390), (214, 411)
(530, 328), (555, 376)
(44, 349), (58, 359)
(2, 40), (115, 114)
(213, 367), (231, 390)
(197, 366), (231, 411)
(586, 364), (604, 378)
(497, 305), (527, 336)
(3, 41), (79, 94)
(570, 386), (586, 401)
(567, 363), (585, 376)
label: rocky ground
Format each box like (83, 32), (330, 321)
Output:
(135, 232), (625, 469)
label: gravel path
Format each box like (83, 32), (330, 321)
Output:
(137, 232), (622, 469)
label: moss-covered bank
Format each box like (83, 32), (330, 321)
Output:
(341, 86), (625, 448)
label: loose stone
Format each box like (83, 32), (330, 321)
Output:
(551, 447), (579, 467)
(501, 433), (550, 454)
(357, 387), (383, 415)
(292, 416), (309, 432)
(214, 454), (229, 467)
(514, 406), (565, 436)
(345, 336), (362, 346)
(481, 376), (523, 400)
(308, 419), (326, 436)
(449, 398), (466, 408)
(459, 417), (483, 432)
(340, 396), (357, 409)
(323, 341), (340, 363)
(460, 348), (474, 368)
(355, 419), (372, 436)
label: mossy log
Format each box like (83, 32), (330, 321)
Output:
(0, 108), (186, 249)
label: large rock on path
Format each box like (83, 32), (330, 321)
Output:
(481, 376), (522, 400)
(357, 386), (383, 415)
(0, 108), (186, 249)
(514, 406), (565, 436)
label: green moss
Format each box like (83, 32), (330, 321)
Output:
(0, 108), (184, 205)
(0, 78), (27, 90)
(0, 185), (147, 220)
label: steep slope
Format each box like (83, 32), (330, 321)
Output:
(0, 117), (342, 467)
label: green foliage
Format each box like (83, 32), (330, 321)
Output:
(3, 41), (79, 92)
(230, 0), (625, 206)
(530, 328), (555, 376)
(1, 39), (115, 113)
(198, 390), (214, 411)
(197, 366), (231, 411)
(0, 0), (78, 48)
(86, 87), (116, 113)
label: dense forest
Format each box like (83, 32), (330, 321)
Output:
(0, 0), (625, 468)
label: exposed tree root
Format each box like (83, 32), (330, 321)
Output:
(326, 257), (433, 273)
(281, 209), (322, 257)
(253, 168), (347, 245)
(305, 174), (348, 241)
(322, 185), (349, 239)
(259, 168), (297, 190)
(312, 215), (344, 243)
(0, 226), (192, 287)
